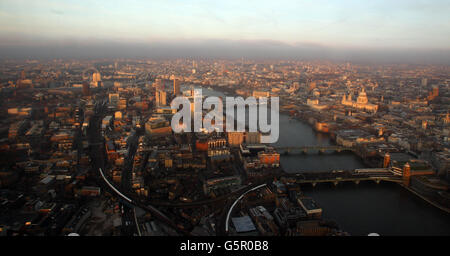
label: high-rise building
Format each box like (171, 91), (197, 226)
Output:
(154, 78), (164, 90)
(92, 72), (101, 83)
(173, 79), (181, 95)
(90, 72), (102, 88)
(82, 82), (90, 96)
(156, 90), (167, 106)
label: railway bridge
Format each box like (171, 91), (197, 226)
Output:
(284, 168), (403, 186)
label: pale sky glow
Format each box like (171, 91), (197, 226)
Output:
(1, 0), (449, 48)
(0, 0), (450, 61)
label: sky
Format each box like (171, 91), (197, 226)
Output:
(0, 0), (449, 62)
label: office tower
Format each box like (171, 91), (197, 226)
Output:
(173, 79), (181, 95)
(82, 82), (90, 96)
(154, 78), (164, 90)
(156, 90), (167, 106)
(93, 72), (101, 83)
(90, 72), (102, 88)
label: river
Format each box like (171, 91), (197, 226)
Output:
(275, 114), (450, 235)
(187, 85), (450, 235)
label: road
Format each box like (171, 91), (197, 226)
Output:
(87, 99), (185, 235)
(216, 183), (268, 235)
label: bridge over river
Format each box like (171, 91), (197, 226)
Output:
(284, 168), (403, 186)
(222, 168), (403, 234)
(274, 145), (354, 154)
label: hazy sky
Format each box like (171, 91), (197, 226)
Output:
(1, 0), (449, 61)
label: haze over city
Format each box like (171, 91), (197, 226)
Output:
(1, 0), (450, 63)
(0, 0), (450, 240)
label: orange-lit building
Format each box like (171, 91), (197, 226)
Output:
(314, 122), (329, 133)
(196, 140), (208, 151)
(148, 125), (172, 136)
(173, 79), (181, 95)
(258, 150), (280, 167)
(80, 186), (101, 197)
(227, 132), (244, 147)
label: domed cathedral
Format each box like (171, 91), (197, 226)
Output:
(341, 87), (378, 113)
(356, 88), (368, 104)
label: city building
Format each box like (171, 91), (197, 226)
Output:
(227, 132), (244, 147)
(341, 88), (378, 113)
(156, 90), (167, 106)
(173, 79), (181, 95)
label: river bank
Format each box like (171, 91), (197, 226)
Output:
(196, 84), (450, 235)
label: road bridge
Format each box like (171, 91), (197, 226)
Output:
(274, 145), (354, 154)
